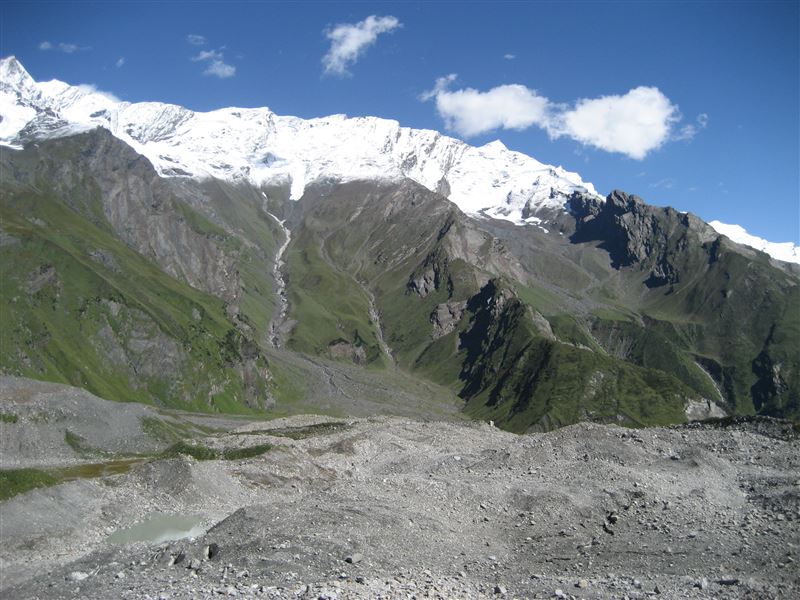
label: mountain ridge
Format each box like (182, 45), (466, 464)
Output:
(1, 55), (796, 264)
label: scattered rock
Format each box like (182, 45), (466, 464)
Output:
(203, 543), (219, 560)
(344, 553), (363, 564)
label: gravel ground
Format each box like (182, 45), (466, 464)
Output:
(0, 377), (242, 468)
(1, 412), (798, 599)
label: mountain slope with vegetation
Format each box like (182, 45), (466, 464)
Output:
(1, 129), (797, 430)
(0, 130), (275, 412)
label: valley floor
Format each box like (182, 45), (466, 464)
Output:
(0, 393), (798, 599)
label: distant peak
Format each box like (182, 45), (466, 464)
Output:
(0, 55), (34, 87)
(482, 140), (507, 151)
(709, 220), (799, 264)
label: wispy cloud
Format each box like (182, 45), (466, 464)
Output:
(187, 34), (207, 46)
(187, 38), (235, 79)
(503, 53), (516, 60)
(75, 84), (121, 104)
(422, 76), (702, 160)
(191, 49), (223, 62)
(322, 15), (401, 76)
(650, 178), (676, 189)
(674, 112), (709, 141)
(39, 41), (89, 53)
(115, 57), (125, 68)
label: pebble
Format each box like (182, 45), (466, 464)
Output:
(494, 584), (507, 594)
(576, 579), (589, 588)
(344, 553), (363, 564)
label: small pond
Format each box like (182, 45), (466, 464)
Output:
(107, 513), (206, 545)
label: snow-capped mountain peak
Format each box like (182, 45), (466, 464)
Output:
(0, 56), (598, 226)
(1, 56), (797, 264)
(0, 56), (35, 92)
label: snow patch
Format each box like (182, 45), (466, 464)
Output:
(709, 220), (799, 265)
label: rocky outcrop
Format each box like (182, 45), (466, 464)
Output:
(407, 247), (451, 298)
(570, 189), (718, 287)
(430, 301), (466, 340)
(328, 340), (367, 365)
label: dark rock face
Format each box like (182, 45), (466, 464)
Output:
(569, 189), (718, 287)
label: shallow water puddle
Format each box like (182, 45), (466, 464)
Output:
(107, 513), (206, 544)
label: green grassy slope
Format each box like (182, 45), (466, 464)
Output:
(0, 177), (269, 413)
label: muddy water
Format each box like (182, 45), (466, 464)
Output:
(107, 513), (206, 545)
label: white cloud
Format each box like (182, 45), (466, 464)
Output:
(322, 15), (401, 76)
(59, 43), (79, 53)
(190, 46), (235, 78)
(39, 41), (52, 50)
(551, 87), (680, 159)
(187, 34), (207, 46)
(423, 77), (697, 160)
(115, 57), (125, 68)
(503, 53), (516, 60)
(422, 74), (550, 137)
(204, 60), (236, 78)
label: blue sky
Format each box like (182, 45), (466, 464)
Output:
(2, 1), (798, 243)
